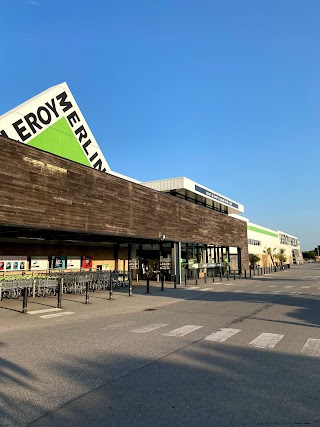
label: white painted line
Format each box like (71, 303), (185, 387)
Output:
(223, 283), (234, 286)
(233, 290), (243, 293)
(284, 286), (293, 288)
(301, 286), (310, 289)
(28, 308), (62, 315)
(163, 325), (203, 337)
(249, 333), (284, 349)
(204, 328), (241, 343)
(302, 338), (320, 357)
(131, 323), (168, 333)
(200, 288), (212, 291)
(186, 287), (199, 290)
(39, 312), (75, 319)
(268, 285), (276, 288)
(273, 290), (282, 293)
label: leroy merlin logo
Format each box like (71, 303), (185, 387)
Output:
(0, 84), (110, 172)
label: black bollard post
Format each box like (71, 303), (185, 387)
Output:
(22, 287), (28, 313)
(234, 271), (236, 280)
(195, 275), (198, 286)
(184, 274), (187, 287)
(108, 279), (113, 300)
(204, 272), (206, 284)
(220, 271), (222, 282)
(250, 268), (252, 278)
(245, 269), (247, 279)
(57, 278), (63, 309)
(128, 273), (132, 296)
(174, 275), (177, 289)
(227, 271), (229, 280)
(212, 272), (215, 283)
(85, 282), (89, 304)
(147, 276), (150, 293)
(253, 268), (255, 276)
(161, 274), (164, 291)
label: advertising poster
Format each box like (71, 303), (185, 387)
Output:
(31, 257), (49, 271)
(66, 257), (81, 270)
(0, 256), (28, 271)
(51, 256), (66, 270)
(81, 256), (92, 269)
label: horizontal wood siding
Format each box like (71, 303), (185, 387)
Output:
(0, 137), (249, 268)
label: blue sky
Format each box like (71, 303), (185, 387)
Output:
(1, 0), (319, 250)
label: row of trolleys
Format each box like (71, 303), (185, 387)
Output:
(0, 271), (130, 300)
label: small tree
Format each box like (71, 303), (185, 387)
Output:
(249, 253), (260, 268)
(263, 247), (276, 266)
(276, 248), (287, 266)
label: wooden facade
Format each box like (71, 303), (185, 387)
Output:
(0, 136), (249, 270)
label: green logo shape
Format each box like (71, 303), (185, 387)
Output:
(27, 117), (91, 167)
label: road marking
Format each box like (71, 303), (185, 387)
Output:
(284, 286), (293, 288)
(301, 286), (310, 289)
(223, 283), (234, 286)
(28, 308), (62, 315)
(200, 288), (212, 291)
(204, 328), (241, 343)
(268, 285), (276, 288)
(273, 290), (282, 293)
(249, 333), (284, 349)
(302, 339), (320, 357)
(185, 286), (199, 290)
(131, 323), (168, 333)
(233, 290), (243, 293)
(163, 325), (203, 337)
(39, 312), (75, 319)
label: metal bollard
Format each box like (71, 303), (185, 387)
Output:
(147, 277), (150, 293)
(174, 275), (177, 289)
(57, 278), (63, 309)
(195, 276), (198, 286)
(234, 271), (236, 280)
(184, 274), (187, 287)
(108, 280), (113, 300)
(22, 287), (28, 313)
(212, 272), (215, 283)
(227, 271), (229, 280)
(204, 273), (206, 284)
(85, 282), (89, 304)
(128, 274), (132, 296)
(250, 269), (252, 278)
(161, 275), (164, 291)
(245, 269), (247, 279)
(220, 271), (222, 282)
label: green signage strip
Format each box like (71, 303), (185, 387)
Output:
(27, 117), (91, 167)
(247, 225), (278, 238)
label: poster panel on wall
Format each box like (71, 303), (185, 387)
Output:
(51, 256), (66, 270)
(81, 256), (92, 269)
(66, 257), (81, 270)
(31, 256), (49, 271)
(0, 256), (28, 271)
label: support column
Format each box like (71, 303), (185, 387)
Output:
(173, 242), (182, 285)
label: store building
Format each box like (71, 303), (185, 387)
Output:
(0, 83), (250, 281)
(247, 222), (303, 267)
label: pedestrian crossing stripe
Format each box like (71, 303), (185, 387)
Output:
(129, 323), (320, 357)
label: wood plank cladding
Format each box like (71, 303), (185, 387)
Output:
(0, 136), (249, 268)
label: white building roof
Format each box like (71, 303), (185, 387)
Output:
(143, 177), (244, 215)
